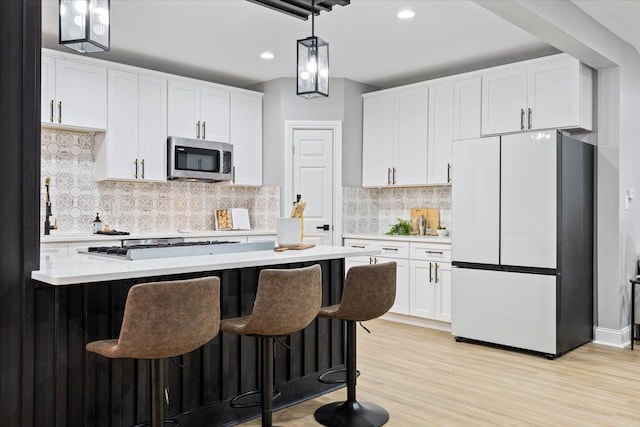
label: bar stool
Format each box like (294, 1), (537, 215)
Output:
(220, 264), (322, 427)
(314, 262), (396, 427)
(86, 277), (221, 427)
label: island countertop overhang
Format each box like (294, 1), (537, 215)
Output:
(32, 245), (379, 286)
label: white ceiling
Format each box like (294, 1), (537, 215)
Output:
(41, 0), (639, 90)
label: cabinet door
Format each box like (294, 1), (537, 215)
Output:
(362, 93), (394, 187)
(138, 75), (167, 181)
(41, 55), (56, 124)
(56, 59), (107, 129)
(481, 67), (527, 135)
(104, 69), (139, 180)
(345, 256), (372, 272)
(394, 86), (429, 186)
(453, 76), (481, 140)
(410, 259), (435, 318)
(167, 80), (200, 139)
(527, 57), (580, 131)
(434, 262), (451, 322)
(230, 93), (262, 185)
(500, 132), (557, 269)
(200, 85), (230, 143)
(427, 81), (453, 184)
(380, 257), (409, 315)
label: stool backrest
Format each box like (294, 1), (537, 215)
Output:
(242, 264), (322, 336)
(336, 262), (397, 321)
(116, 277), (220, 359)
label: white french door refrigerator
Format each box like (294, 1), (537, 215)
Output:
(451, 130), (593, 358)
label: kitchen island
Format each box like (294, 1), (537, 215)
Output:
(31, 245), (376, 427)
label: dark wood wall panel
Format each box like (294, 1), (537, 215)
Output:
(30, 260), (345, 427)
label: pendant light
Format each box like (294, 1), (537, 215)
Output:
(59, 0), (110, 53)
(297, 0), (329, 98)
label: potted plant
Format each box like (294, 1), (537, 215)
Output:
(436, 225), (449, 237)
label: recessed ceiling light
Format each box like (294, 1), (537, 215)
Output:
(260, 52), (275, 60)
(397, 9), (415, 19)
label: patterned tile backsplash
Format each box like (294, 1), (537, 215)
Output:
(342, 187), (451, 235)
(41, 130), (280, 234)
(42, 129), (449, 236)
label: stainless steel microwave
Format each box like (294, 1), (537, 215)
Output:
(167, 137), (233, 182)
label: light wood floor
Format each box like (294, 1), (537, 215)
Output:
(239, 319), (640, 426)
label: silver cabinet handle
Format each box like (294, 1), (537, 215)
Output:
(527, 107), (532, 129)
(424, 250), (443, 255)
(392, 167), (396, 185)
(202, 121), (206, 140)
(374, 257), (378, 264)
(58, 101), (62, 123)
(447, 163), (451, 183)
(381, 247), (398, 251)
(232, 166), (235, 184)
(134, 159), (138, 179)
(350, 245), (366, 249)
(196, 121), (201, 139)
(141, 159), (145, 179)
(520, 108), (524, 130)
(369, 257), (373, 264)
(49, 100), (54, 122)
(429, 262), (433, 283)
(387, 168), (391, 185)
(435, 263), (439, 283)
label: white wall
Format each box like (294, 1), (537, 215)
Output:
(477, 0), (640, 343)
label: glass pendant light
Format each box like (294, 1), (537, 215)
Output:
(297, 0), (329, 98)
(59, 0), (110, 53)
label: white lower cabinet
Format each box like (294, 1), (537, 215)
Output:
(343, 239), (410, 315)
(344, 238), (451, 322)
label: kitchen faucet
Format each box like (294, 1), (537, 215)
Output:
(44, 177), (57, 235)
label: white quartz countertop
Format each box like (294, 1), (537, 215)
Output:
(41, 230), (276, 244)
(343, 233), (451, 244)
(32, 245), (378, 286)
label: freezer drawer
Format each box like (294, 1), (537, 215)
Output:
(451, 267), (557, 355)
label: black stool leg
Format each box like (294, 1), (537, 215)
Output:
(262, 336), (274, 427)
(151, 359), (165, 427)
(314, 320), (389, 427)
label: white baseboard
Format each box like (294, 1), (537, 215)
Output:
(380, 312), (451, 332)
(594, 325), (631, 348)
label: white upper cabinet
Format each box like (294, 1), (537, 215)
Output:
(427, 81), (454, 184)
(41, 54), (107, 130)
(481, 55), (592, 135)
(362, 86), (428, 187)
(95, 70), (167, 181)
(168, 80), (230, 142)
(230, 92), (263, 186)
(453, 76), (482, 141)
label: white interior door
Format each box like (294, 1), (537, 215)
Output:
(292, 128), (334, 245)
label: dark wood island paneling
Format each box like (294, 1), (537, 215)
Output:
(32, 259), (346, 427)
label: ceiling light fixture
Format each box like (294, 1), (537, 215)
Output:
(397, 9), (415, 19)
(297, 0), (329, 98)
(260, 52), (275, 60)
(59, 0), (110, 53)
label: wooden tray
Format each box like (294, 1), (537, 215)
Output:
(410, 208), (440, 235)
(274, 244), (316, 252)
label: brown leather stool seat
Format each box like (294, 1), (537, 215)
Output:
(220, 264), (322, 427)
(86, 277), (221, 427)
(314, 262), (396, 427)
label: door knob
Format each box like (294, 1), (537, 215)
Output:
(316, 224), (330, 231)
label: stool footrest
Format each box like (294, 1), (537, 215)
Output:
(318, 368), (361, 385)
(314, 400), (389, 427)
(230, 388), (282, 409)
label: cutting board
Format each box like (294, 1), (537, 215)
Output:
(410, 208), (440, 236)
(274, 244), (316, 252)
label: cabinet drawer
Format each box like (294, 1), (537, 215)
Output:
(410, 242), (451, 262)
(344, 239), (409, 259)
